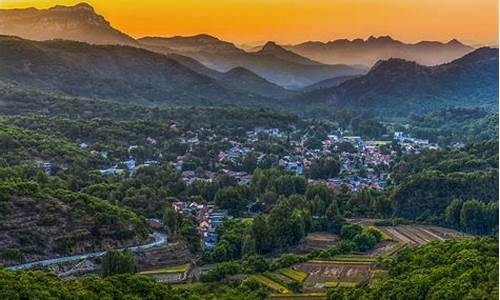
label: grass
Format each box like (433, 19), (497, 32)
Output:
(270, 293), (326, 299)
(384, 241), (408, 257)
(279, 268), (308, 282)
(365, 140), (391, 146)
(139, 263), (191, 275)
(369, 226), (393, 241)
(250, 274), (290, 294)
(329, 255), (377, 263)
(323, 281), (359, 288)
(370, 269), (390, 287)
(171, 282), (203, 290)
(308, 259), (373, 265)
(306, 232), (338, 242)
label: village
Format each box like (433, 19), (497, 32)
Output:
(31, 125), (442, 274)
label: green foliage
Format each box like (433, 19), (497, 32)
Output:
(0, 269), (268, 299)
(270, 253), (307, 270)
(340, 224), (363, 240)
(391, 141), (498, 224)
(308, 157), (341, 179)
(200, 261), (242, 282)
(162, 206), (179, 238)
(326, 238), (499, 300)
(101, 250), (135, 277)
(409, 107), (499, 145)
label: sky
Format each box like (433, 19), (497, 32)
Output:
(1, 0), (498, 46)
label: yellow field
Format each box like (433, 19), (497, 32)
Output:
(270, 293), (326, 300)
(139, 263), (191, 275)
(279, 268), (308, 282)
(250, 274), (290, 293)
(323, 281), (359, 288)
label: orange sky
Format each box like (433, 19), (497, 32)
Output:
(1, 0), (498, 46)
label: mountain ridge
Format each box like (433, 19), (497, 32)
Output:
(0, 35), (284, 107)
(285, 35), (474, 66)
(295, 47), (499, 115)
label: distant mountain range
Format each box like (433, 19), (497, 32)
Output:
(284, 36), (475, 66)
(0, 2), (497, 117)
(296, 47), (499, 115)
(138, 36), (365, 89)
(0, 36), (288, 107)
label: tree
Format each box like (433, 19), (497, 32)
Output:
(309, 157), (340, 179)
(460, 200), (485, 235)
(252, 215), (273, 254)
(340, 224), (363, 240)
(162, 206), (179, 238)
(214, 186), (247, 216)
(445, 198), (464, 229)
(101, 250), (135, 277)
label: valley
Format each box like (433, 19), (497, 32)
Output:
(0, 2), (497, 300)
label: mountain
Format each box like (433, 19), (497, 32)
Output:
(296, 47), (499, 115)
(140, 34), (242, 54)
(162, 53), (293, 99)
(256, 41), (322, 65)
(286, 36), (474, 66)
(0, 2), (137, 46)
(139, 35), (366, 89)
(218, 67), (295, 99)
(300, 75), (360, 92)
(0, 35), (282, 107)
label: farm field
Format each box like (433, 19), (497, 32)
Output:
(250, 274), (290, 294)
(279, 268), (308, 282)
(304, 232), (338, 250)
(379, 225), (467, 246)
(274, 223), (471, 296)
(270, 293), (326, 300)
(295, 261), (372, 291)
(139, 263), (191, 275)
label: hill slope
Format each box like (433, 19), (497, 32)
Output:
(296, 47), (499, 115)
(0, 36), (281, 107)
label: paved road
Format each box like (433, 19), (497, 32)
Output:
(5, 231), (167, 271)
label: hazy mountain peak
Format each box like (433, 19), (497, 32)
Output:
(446, 38), (465, 46)
(256, 41), (326, 67)
(367, 35), (399, 44)
(262, 41), (280, 50)
(52, 2), (95, 12)
(289, 35), (473, 66)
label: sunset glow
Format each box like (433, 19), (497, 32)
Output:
(1, 0), (498, 45)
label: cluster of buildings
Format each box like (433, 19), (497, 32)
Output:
(172, 202), (229, 250)
(99, 159), (159, 175)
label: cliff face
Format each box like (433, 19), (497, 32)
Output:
(0, 187), (149, 266)
(0, 3), (137, 45)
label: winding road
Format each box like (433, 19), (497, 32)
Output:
(6, 231), (167, 271)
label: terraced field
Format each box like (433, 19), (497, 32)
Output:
(279, 268), (308, 282)
(295, 261), (372, 291)
(268, 224), (470, 298)
(304, 232), (338, 250)
(250, 274), (290, 294)
(380, 225), (467, 246)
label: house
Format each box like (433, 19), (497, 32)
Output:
(145, 218), (163, 230)
(286, 161), (303, 175)
(43, 162), (53, 175)
(123, 159), (136, 170)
